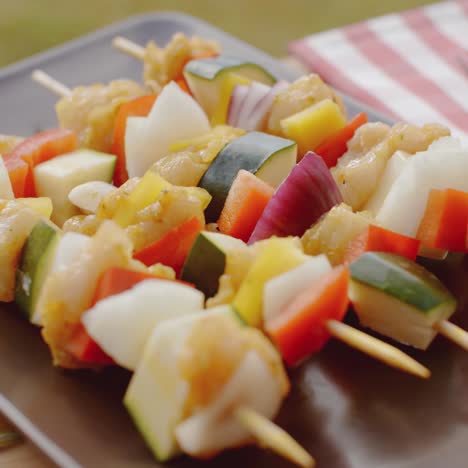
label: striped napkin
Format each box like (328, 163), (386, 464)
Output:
(289, 0), (468, 144)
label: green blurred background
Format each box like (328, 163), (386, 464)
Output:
(0, 0), (438, 67)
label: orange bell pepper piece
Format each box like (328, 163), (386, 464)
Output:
(417, 188), (468, 252)
(218, 170), (274, 242)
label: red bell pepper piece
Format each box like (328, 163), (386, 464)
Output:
(314, 112), (368, 168)
(91, 267), (166, 304)
(344, 224), (421, 264)
(133, 217), (204, 277)
(3, 157), (28, 199)
(65, 323), (114, 365)
(217, 170), (274, 242)
(111, 94), (158, 187)
(3, 128), (77, 197)
(417, 188), (468, 252)
(265, 266), (349, 366)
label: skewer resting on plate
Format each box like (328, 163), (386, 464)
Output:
(433, 320), (468, 351)
(326, 320), (430, 378)
(112, 36), (145, 61)
(32, 70), (71, 97)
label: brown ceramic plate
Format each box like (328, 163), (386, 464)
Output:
(0, 12), (467, 468)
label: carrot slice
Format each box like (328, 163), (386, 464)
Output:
(134, 217), (204, 277)
(344, 224), (420, 264)
(416, 188), (468, 252)
(265, 266), (349, 366)
(218, 170), (274, 242)
(315, 112), (367, 168)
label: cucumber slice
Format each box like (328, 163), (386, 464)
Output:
(33, 149), (116, 226)
(181, 231), (246, 298)
(15, 221), (61, 321)
(349, 252), (456, 349)
(199, 132), (297, 222)
(184, 56), (276, 118)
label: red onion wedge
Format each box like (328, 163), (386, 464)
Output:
(245, 80), (289, 132)
(227, 85), (249, 127)
(236, 81), (271, 130)
(248, 151), (343, 244)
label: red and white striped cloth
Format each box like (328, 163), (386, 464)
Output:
(289, 0), (468, 144)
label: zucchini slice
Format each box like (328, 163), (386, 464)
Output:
(349, 252), (456, 349)
(199, 131), (297, 222)
(15, 221), (61, 322)
(34, 149), (116, 226)
(181, 231), (246, 298)
(184, 55), (276, 118)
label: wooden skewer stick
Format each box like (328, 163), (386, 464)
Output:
(31, 70), (71, 97)
(236, 407), (315, 468)
(112, 36), (145, 61)
(434, 320), (468, 351)
(326, 320), (431, 379)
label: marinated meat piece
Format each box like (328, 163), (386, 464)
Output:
(143, 33), (220, 87)
(56, 80), (145, 153)
(301, 203), (374, 265)
(0, 200), (43, 302)
(151, 126), (245, 186)
(64, 177), (209, 253)
(332, 122), (450, 210)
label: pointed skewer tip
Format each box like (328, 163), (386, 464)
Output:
(326, 320), (431, 379)
(112, 36), (145, 61)
(31, 69), (71, 97)
(235, 407), (315, 468)
(434, 320), (468, 351)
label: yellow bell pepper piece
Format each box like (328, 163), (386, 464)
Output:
(113, 172), (170, 227)
(17, 197), (53, 219)
(211, 73), (251, 126)
(280, 98), (346, 157)
(233, 237), (307, 327)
